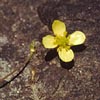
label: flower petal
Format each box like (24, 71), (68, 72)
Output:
(52, 20), (67, 37)
(57, 47), (74, 62)
(42, 35), (58, 48)
(68, 31), (86, 46)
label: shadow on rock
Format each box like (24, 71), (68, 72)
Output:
(45, 49), (74, 70)
(71, 44), (86, 52)
(60, 60), (74, 70)
(44, 44), (86, 69)
(45, 49), (58, 61)
(37, 1), (59, 30)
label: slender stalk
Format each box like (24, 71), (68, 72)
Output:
(0, 40), (35, 88)
(0, 53), (33, 82)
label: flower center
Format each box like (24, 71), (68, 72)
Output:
(56, 36), (68, 47)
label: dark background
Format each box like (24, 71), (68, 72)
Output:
(0, 0), (100, 100)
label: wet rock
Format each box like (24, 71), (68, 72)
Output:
(0, 0), (100, 100)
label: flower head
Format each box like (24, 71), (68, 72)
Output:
(42, 20), (86, 62)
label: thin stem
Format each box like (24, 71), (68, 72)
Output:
(0, 51), (34, 88)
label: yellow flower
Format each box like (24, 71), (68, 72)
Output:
(42, 20), (86, 62)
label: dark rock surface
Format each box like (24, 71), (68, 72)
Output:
(0, 0), (100, 100)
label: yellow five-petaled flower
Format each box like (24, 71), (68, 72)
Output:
(42, 20), (86, 62)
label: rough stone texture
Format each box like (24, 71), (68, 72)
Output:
(0, 0), (100, 100)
